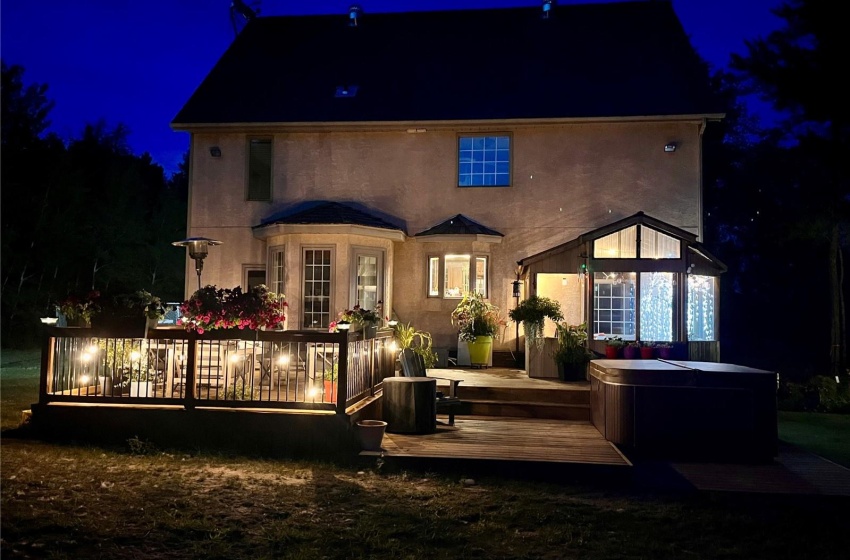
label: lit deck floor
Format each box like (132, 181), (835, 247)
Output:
(363, 416), (631, 466)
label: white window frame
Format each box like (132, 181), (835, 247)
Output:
(302, 246), (334, 330)
(267, 244), (285, 300)
(350, 247), (384, 312)
(457, 133), (511, 187)
(242, 265), (266, 291)
(427, 254), (489, 299)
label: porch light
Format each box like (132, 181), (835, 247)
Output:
(40, 317), (58, 325)
(277, 355), (290, 366)
(172, 237), (223, 291)
(337, 321), (351, 331)
(387, 319), (398, 327)
(512, 280), (522, 298)
(664, 143), (677, 152)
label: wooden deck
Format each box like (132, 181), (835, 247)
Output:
(362, 416), (631, 466)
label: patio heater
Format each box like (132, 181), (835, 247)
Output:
(172, 237), (223, 291)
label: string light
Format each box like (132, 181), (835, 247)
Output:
(687, 275), (715, 341)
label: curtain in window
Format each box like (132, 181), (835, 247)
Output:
(594, 226), (637, 258)
(641, 227), (680, 259)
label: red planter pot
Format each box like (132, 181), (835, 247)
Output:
(640, 346), (655, 359)
(605, 346), (620, 359)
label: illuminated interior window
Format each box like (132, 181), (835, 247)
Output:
(428, 257), (440, 297)
(687, 275), (716, 341)
(355, 254), (378, 311)
(593, 272), (636, 340)
(428, 254), (488, 299)
(639, 272), (674, 341)
(444, 255), (470, 298)
(475, 256), (487, 295)
(268, 245), (285, 300)
(641, 227), (680, 259)
(594, 226), (637, 258)
(303, 248), (332, 329)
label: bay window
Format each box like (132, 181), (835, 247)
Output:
(428, 254), (489, 298)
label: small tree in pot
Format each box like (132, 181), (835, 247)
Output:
(508, 295), (563, 350)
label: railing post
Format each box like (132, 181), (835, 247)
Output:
(184, 336), (197, 409)
(39, 330), (53, 405)
(335, 331), (348, 414)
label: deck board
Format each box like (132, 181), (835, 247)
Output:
(364, 416), (631, 466)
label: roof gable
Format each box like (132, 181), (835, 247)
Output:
(415, 214), (503, 237)
(173, 1), (724, 126)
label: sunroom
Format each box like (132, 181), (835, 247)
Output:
(518, 212), (726, 371)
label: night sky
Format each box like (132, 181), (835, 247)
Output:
(2, 0), (784, 175)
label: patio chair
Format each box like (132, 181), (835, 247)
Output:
(398, 349), (462, 425)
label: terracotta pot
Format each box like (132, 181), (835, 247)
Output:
(356, 420), (387, 451)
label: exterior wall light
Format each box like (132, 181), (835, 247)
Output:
(209, 146), (222, 157)
(664, 143), (677, 152)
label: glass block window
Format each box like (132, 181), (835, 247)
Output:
(639, 272), (674, 341)
(641, 227), (681, 259)
(247, 138), (272, 201)
(593, 272), (636, 340)
(687, 275), (716, 341)
(458, 135), (510, 187)
(594, 226), (637, 258)
(303, 248), (332, 329)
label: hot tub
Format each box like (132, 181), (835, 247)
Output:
(589, 359), (778, 462)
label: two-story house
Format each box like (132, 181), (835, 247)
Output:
(171, 1), (726, 361)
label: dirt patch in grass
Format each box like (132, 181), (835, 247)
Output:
(3, 436), (850, 560)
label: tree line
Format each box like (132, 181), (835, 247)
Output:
(1, 61), (188, 348)
(1, 0), (847, 382)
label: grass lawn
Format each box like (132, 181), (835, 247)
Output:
(3, 349), (850, 559)
(778, 411), (850, 468)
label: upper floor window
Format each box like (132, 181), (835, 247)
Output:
(458, 135), (510, 187)
(247, 138), (272, 201)
(428, 254), (488, 298)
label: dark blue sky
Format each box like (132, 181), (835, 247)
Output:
(2, 0), (783, 175)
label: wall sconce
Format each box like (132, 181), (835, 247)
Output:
(336, 321), (351, 331)
(209, 146), (222, 157)
(512, 280), (523, 298)
(664, 143), (677, 153)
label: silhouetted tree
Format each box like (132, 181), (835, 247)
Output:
(730, 0), (848, 380)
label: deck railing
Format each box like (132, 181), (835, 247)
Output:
(39, 326), (397, 414)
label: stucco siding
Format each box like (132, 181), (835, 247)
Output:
(184, 120), (703, 347)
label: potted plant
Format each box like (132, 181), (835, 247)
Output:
(508, 295), (564, 350)
(655, 342), (674, 360)
(553, 322), (592, 381)
(393, 322), (438, 368)
(640, 341), (656, 359)
(450, 291), (501, 367)
(179, 284), (286, 333)
(57, 290), (101, 328)
(604, 336), (624, 359)
(332, 305), (382, 338)
(125, 349), (156, 397)
(623, 341), (640, 360)
(92, 290), (166, 337)
(319, 363), (338, 403)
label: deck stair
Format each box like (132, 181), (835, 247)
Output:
(454, 382), (590, 422)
